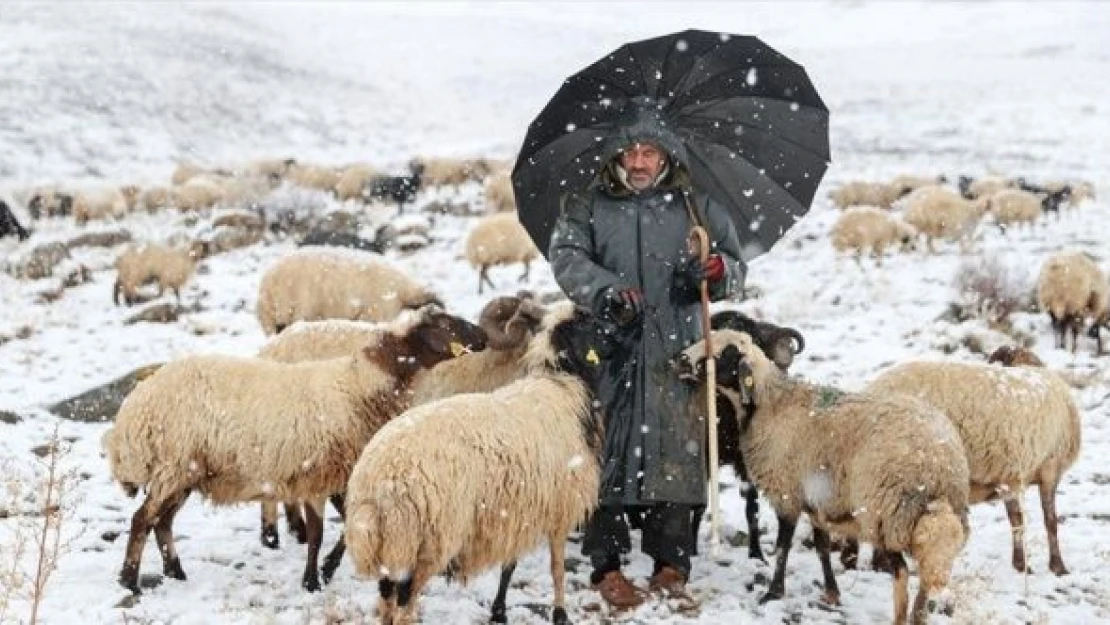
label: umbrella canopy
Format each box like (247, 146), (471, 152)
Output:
(512, 29), (830, 261)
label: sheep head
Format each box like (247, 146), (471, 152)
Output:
(366, 305), (488, 373)
(675, 330), (773, 410)
(710, 310), (805, 371)
(525, 304), (620, 381)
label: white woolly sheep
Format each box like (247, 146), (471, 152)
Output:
(215, 176), (273, 209)
(968, 175), (1017, 199)
(287, 163), (342, 193)
(170, 162), (206, 186)
(984, 188), (1043, 231)
(73, 186), (140, 225)
(335, 164), (381, 201)
(102, 305), (488, 595)
(1036, 250), (1109, 354)
(340, 304), (608, 625)
(830, 206), (917, 266)
(464, 212), (539, 294)
(171, 178), (225, 212)
(254, 294), (547, 549)
(902, 186), (987, 253)
(829, 181), (904, 210)
(26, 188), (74, 219)
(890, 174), (946, 196)
(113, 243), (201, 306)
(679, 331), (970, 625)
(139, 186), (174, 212)
(242, 157), (297, 181)
(866, 356), (1081, 576)
(256, 247), (442, 335)
(483, 170), (516, 213)
(411, 156), (494, 188)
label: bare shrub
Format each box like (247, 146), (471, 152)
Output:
(0, 423), (85, 624)
(953, 254), (1033, 328)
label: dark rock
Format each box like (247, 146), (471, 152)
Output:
(64, 229), (132, 250)
(299, 229), (383, 253)
(7, 241), (70, 279)
(0, 410), (22, 424)
(31, 443), (58, 458)
(48, 363), (163, 423)
(102, 531), (120, 542)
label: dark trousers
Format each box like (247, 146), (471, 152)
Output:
(582, 503), (696, 582)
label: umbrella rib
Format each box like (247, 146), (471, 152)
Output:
(682, 108), (828, 159)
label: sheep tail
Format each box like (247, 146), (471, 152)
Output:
(100, 428), (140, 498)
(911, 500), (967, 597)
(346, 486), (422, 582)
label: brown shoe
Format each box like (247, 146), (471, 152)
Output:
(649, 566), (688, 597)
(592, 570), (648, 609)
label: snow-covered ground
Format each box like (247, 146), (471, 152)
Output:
(1, 2), (1108, 624)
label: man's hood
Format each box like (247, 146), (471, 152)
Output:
(595, 96), (691, 197)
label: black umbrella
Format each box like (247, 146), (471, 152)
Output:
(512, 29), (830, 261)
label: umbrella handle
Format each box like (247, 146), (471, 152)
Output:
(689, 226), (722, 558)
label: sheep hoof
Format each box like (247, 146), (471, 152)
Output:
(261, 525), (280, 550)
(321, 558), (340, 585)
(490, 604), (507, 623)
(289, 521), (308, 545)
(758, 589), (783, 605)
(302, 571), (321, 593)
(163, 557), (187, 581)
(1011, 557), (1030, 574)
(1050, 560), (1069, 576)
(821, 589), (841, 607)
(749, 546), (767, 564)
(119, 563), (142, 595)
(551, 606), (569, 625)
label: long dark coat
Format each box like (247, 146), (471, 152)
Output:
(549, 121), (746, 507)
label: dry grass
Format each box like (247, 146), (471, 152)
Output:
(0, 423), (85, 624)
(953, 254), (1034, 328)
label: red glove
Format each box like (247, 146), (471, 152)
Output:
(704, 254), (725, 282)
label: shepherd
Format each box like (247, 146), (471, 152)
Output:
(512, 29), (830, 613)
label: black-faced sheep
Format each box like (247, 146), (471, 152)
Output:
(464, 212), (539, 294)
(102, 305), (488, 594)
(0, 199), (30, 241)
(255, 247), (442, 335)
(113, 243), (203, 306)
(1036, 250), (1109, 354)
(678, 331), (970, 625)
(866, 355), (1081, 576)
(341, 304), (612, 625)
(686, 311), (806, 563)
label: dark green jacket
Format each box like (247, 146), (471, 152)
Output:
(549, 113), (746, 505)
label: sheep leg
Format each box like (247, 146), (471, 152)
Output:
(839, 537), (859, 570)
(119, 493), (173, 594)
(478, 265), (497, 294)
(395, 567), (432, 625)
(518, 261), (531, 283)
(260, 501), (280, 549)
(152, 489), (190, 581)
(1039, 478), (1069, 576)
(286, 502), (307, 544)
(889, 551), (910, 625)
(759, 513), (797, 604)
(301, 499), (325, 592)
(549, 531), (570, 625)
(736, 461), (765, 562)
(1003, 496), (1029, 573)
(320, 493), (348, 584)
(490, 561), (517, 624)
(811, 527), (841, 606)
(378, 578), (397, 624)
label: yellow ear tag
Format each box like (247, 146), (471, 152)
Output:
(586, 348), (600, 365)
(744, 376), (755, 388)
(449, 342), (467, 357)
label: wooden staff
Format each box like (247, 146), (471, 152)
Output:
(689, 225), (721, 557)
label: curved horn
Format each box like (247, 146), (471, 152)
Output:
(784, 328), (805, 354)
(478, 295), (525, 350)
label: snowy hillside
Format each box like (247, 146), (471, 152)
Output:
(1, 2), (1109, 624)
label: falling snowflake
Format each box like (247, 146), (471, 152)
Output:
(676, 39), (688, 52)
(746, 68), (758, 86)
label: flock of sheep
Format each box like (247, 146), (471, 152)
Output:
(0, 157), (1101, 625)
(829, 173), (1107, 356)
